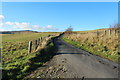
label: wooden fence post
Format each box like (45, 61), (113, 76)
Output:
(41, 37), (42, 42)
(115, 29), (117, 36)
(37, 38), (40, 46)
(109, 29), (111, 35)
(39, 37), (41, 41)
(35, 40), (38, 50)
(43, 37), (46, 41)
(104, 30), (106, 35)
(97, 31), (99, 36)
(44, 37), (46, 41)
(28, 41), (32, 54)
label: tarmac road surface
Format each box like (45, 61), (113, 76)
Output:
(53, 35), (119, 78)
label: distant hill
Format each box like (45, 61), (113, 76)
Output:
(0, 30), (38, 34)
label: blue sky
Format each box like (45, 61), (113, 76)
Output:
(0, 2), (118, 32)
(2, 0), (119, 2)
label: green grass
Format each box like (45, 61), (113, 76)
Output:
(2, 33), (58, 79)
(62, 37), (119, 63)
(2, 33), (59, 42)
(3, 41), (56, 79)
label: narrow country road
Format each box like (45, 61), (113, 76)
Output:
(53, 34), (119, 78)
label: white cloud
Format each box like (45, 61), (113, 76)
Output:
(43, 25), (58, 30)
(5, 21), (13, 25)
(0, 15), (59, 31)
(0, 15), (4, 20)
(0, 23), (3, 27)
(0, 29), (5, 31)
(12, 22), (31, 29)
(31, 25), (41, 30)
(5, 21), (31, 29)
(0, 15), (4, 27)
(4, 21), (59, 31)
(31, 25), (58, 31)
(0, 28), (12, 31)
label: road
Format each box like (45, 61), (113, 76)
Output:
(53, 34), (119, 78)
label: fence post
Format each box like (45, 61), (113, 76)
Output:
(37, 38), (40, 46)
(35, 40), (38, 50)
(45, 37), (47, 41)
(104, 30), (106, 35)
(41, 37), (42, 42)
(115, 29), (117, 36)
(28, 41), (32, 54)
(43, 37), (46, 41)
(97, 31), (99, 36)
(109, 29), (111, 35)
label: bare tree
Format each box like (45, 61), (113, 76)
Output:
(64, 26), (73, 34)
(66, 26), (73, 31)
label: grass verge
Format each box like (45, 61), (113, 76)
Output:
(62, 37), (119, 63)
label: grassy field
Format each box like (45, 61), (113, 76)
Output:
(63, 28), (120, 63)
(1, 32), (59, 79)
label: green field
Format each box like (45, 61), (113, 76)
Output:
(1, 32), (59, 79)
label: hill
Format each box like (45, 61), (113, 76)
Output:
(0, 30), (38, 34)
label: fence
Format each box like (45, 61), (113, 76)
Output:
(64, 28), (120, 42)
(76, 28), (120, 37)
(28, 35), (52, 54)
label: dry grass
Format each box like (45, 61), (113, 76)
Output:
(63, 28), (120, 63)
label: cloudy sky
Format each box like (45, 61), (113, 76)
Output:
(0, 2), (118, 32)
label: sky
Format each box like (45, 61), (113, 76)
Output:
(1, 0), (119, 2)
(0, 2), (118, 32)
